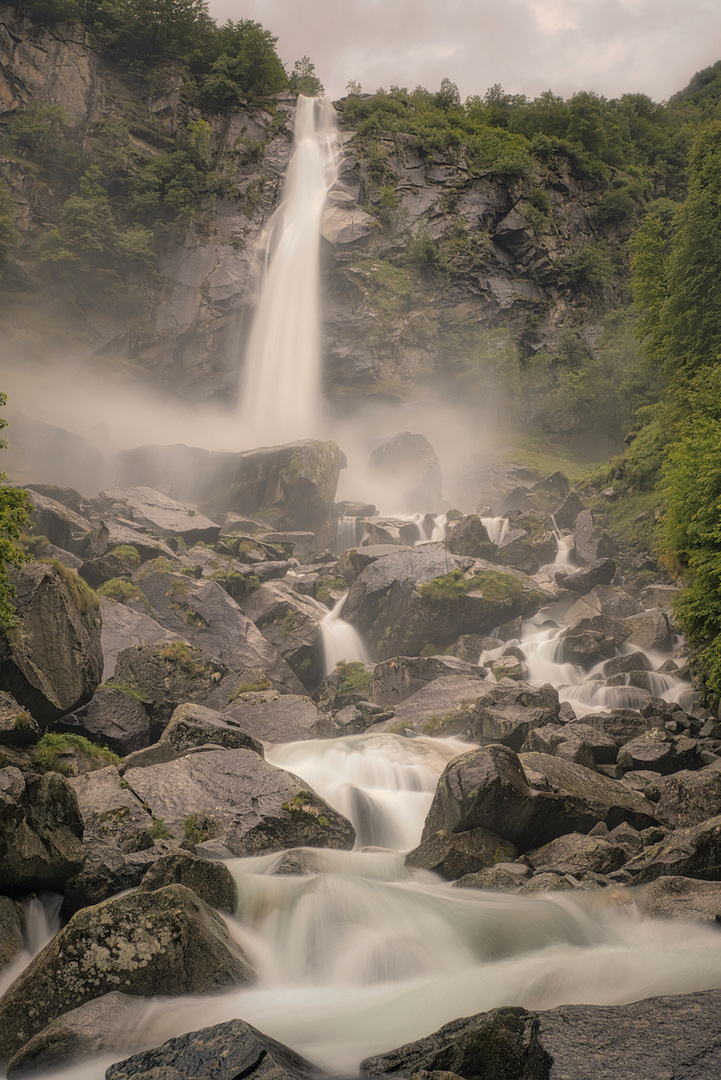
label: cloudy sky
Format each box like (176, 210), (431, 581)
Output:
(207, 0), (721, 104)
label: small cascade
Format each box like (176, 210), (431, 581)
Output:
(266, 733), (469, 851)
(238, 96), (340, 444)
(332, 515), (361, 555)
(481, 515), (509, 546)
(320, 592), (370, 676)
(550, 515), (575, 570)
(0, 892), (63, 998)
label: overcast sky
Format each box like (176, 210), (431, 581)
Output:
(207, 0), (721, 104)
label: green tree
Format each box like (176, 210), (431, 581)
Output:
(0, 395), (30, 632)
(0, 181), (18, 265)
(289, 56), (323, 97)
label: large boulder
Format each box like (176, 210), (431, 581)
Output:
(25, 489), (95, 557)
(445, 515), (496, 559)
(624, 815), (721, 882)
(107, 1019), (319, 1080)
(654, 766), (721, 828)
(221, 691), (324, 743)
(574, 509), (615, 565)
(371, 655), (485, 707)
(344, 548), (546, 661)
(369, 432), (443, 511)
(130, 566), (303, 693)
(0, 885), (255, 1062)
(137, 850), (237, 913)
(0, 896), (23, 973)
(51, 686), (151, 756)
(123, 747), (355, 854)
(237, 579), (325, 689)
(99, 597), (185, 681)
(98, 486), (221, 545)
(0, 767), (85, 893)
(160, 702), (264, 757)
(69, 765), (153, 851)
(0, 562), (103, 725)
(109, 642), (230, 730)
(370, 674), (495, 736)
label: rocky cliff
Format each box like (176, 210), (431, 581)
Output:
(0, 5), (641, 417)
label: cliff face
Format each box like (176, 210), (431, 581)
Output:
(0, 8), (636, 409)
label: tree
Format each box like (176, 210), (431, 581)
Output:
(0, 181), (18, 265)
(0, 395), (29, 632)
(289, 56), (323, 97)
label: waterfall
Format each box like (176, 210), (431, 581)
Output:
(320, 592), (370, 675)
(238, 96), (340, 445)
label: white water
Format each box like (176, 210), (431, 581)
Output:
(238, 96), (340, 444)
(0, 892), (62, 999)
(320, 592), (370, 675)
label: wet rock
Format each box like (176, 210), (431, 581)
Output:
(623, 608), (672, 651)
(123, 748), (355, 854)
(624, 815), (721, 882)
(554, 721), (618, 765)
(25, 489), (95, 557)
(571, 709), (664, 749)
(5, 992), (146, 1079)
(335, 544), (406, 585)
(519, 753), (659, 832)
(653, 765), (721, 827)
(362, 518), (422, 546)
(527, 833), (627, 876)
(88, 519), (177, 564)
(0, 767), (85, 893)
(361, 1006), (550, 1079)
(0, 896), (23, 972)
(137, 851), (237, 913)
(370, 675), (499, 736)
(99, 486), (221, 545)
(0, 691), (40, 746)
(161, 702), (264, 756)
(61, 837), (173, 917)
(446, 515), (495, 559)
(640, 875), (721, 921)
(51, 687), (151, 756)
(130, 566), (303, 693)
(452, 862), (532, 890)
(69, 765), (153, 849)
(559, 628), (616, 668)
(107, 1018), (318, 1080)
(369, 432), (443, 511)
(371, 655), (484, 707)
(602, 651), (653, 677)
(0, 562), (103, 725)
(446, 634), (490, 663)
(462, 682), (561, 752)
(556, 559), (616, 595)
(574, 509), (615, 565)
(405, 827), (517, 880)
(237, 579), (324, 690)
(99, 597), (186, 681)
(552, 492), (585, 530)
(640, 584), (682, 615)
(584, 585), (643, 619)
(617, 729), (700, 775)
(222, 692), (324, 743)
(0, 885), (255, 1061)
(109, 643), (229, 730)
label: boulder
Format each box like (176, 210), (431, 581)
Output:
(88, 519), (177, 563)
(446, 515), (495, 559)
(131, 566), (303, 693)
(0, 896), (23, 972)
(344, 548), (546, 661)
(369, 432), (443, 511)
(161, 702), (264, 756)
(5, 992), (145, 1079)
(616, 730), (700, 775)
(98, 486), (221, 545)
(69, 765), (153, 850)
(109, 643), (230, 730)
(405, 827), (517, 880)
(222, 692), (324, 743)
(362, 518), (422, 546)
(51, 687), (151, 756)
(99, 597), (186, 681)
(527, 832), (627, 876)
(237, 579), (325, 689)
(624, 608), (673, 651)
(463, 682), (560, 752)
(574, 509), (615, 564)
(0, 767), (85, 893)
(552, 492), (585, 530)
(107, 1018), (318, 1080)
(370, 674), (495, 736)
(137, 851), (237, 913)
(0, 885), (255, 1061)
(623, 815), (721, 882)
(371, 655), (485, 707)
(653, 766), (721, 828)
(602, 651), (653, 677)
(0, 562), (103, 725)
(336, 544), (406, 585)
(558, 559), (616, 595)
(640, 876), (721, 921)
(123, 748), (355, 854)
(25, 489), (95, 557)
(519, 753), (659, 832)
(61, 836), (174, 917)
(0, 691), (40, 746)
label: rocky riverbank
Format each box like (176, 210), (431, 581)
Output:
(1, 435), (720, 1079)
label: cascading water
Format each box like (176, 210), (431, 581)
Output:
(320, 592), (370, 675)
(238, 96), (340, 445)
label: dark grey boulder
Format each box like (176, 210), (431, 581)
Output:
(88, 519), (177, 563)
(0, 767), (85, 893)
(237, 579), (325, 690)
(335, 544), (407, 585)
(0, 691), (40, 746)
(109, 642), (229, 729)
(446, 515), (495, 559)
(161, 702), (264, 756)
(602, 651), (653, 677)
(123, 748), (355, 854)
(405, 826), (517, 880)
(130, 567), (303, 693)
(624, 815), (721, 882)
(574, 509), (615, 565)
(370, 675), (497, 736)
(0, 884), (255, 1062)
(69, 765), (153, 850)
(99, 597), (185, 681)
(616, 729), (699, 775)
(25, 488), (95, 557)
(51, 687), (151, 756)
(654, 765), (721, 827)
(640, 875), (721, 921)
(61, 837), (176, 917)
(5, 992), (145, 1079)
(463, 682), (560, 752)
(369, 431), (443, 510)
(624, 608), (673, 651)
(0, 895), (23, 972)
(527, 832), (627, 876)
(107, 1018), (319, 1080)
(558, 559), (616, 595)
(0, 562), (103, 725)
(371, 655), (485, 707)
(137, 850), (237, 913)
(223, 691), (324, 743)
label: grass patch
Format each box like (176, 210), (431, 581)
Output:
(41, 560), (99, 613)
(228, 679), (272, 701)
(418, 568), (524, 605)
(150, 817), (172, 840)
(335, 660), (372, 696)
(34, 733), (120, 774)
(97, 578), (136, 601)
(110, 544), (141, 568)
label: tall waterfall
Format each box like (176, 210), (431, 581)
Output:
(238, 96), (340, 445)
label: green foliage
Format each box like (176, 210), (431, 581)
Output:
(41, 558), (100, 614)
(0, 180), (19, 265)
(417, 568), (524, 605)
(335, 661), (372, 696)
(97, 578), (137, 601)
(0, 397), (30, 632)
(34, 732), (120, 774)
(110, 544), (141, 568)
(196, 20), (288, 106)
(289, 56), (323, 98)
(566, 242), (613, 293)
(150, 817), (172, 839)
